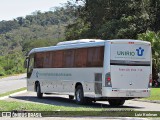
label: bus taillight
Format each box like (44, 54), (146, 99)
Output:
(148, 74), (152, 88)
(107, 77), (111, 81)
(105, 72), (112, 87)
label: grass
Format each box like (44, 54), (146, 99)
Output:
(0, 100), (96, 111)
(0, 88), (134, 117)
(0, 87), (159, 117)
(0, 87), (26, 97)
(0, 100), (135, 117)
(142, 88), (160, 100)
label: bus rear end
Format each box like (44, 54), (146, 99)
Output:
(102, 40), (152, 106)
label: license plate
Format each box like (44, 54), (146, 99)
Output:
(126, 91), (134, 97)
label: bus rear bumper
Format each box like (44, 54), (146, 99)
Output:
(101, 87), (150, 98)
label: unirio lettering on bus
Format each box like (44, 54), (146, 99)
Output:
(117, 51), (135, 56)
(117, 47), (144, 57)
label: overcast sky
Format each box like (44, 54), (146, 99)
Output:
(0, 0), (68, 21)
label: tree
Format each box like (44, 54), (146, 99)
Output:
(138, 31), (160, 85)
(67, 0), (160, 39)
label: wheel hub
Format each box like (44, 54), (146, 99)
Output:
(76, 90), (81, 102)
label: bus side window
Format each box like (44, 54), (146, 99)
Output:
(52, 50), (63, 68)
(35, 53), (44, 68)
(43, 52), (52, 68)
(75, 48), (87, 67)
(87, 47), (104, 67)
(64, 49), (75, 67)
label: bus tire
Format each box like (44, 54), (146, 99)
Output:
(75, 85), (86, 104)
(69, 95), (74, 100)
(36, 83), (43, 98)
(108, 99), (125, 106)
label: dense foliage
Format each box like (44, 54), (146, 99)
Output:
(65, 0), (160, 85)
(0, 2), (76, 76)
(66, 0), (160, 39)
(138, 31), (160, 86)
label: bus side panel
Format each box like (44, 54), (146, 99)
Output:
(27, 78), (36, 92)
(28, 68), (103, 97)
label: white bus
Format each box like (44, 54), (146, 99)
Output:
(25, 39), (152, 106)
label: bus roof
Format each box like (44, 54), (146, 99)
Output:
(28, 39), (150, 56)
(107, 39), (150, 44)
(28, 39), (105, 55)
(57, 39), (104, 46)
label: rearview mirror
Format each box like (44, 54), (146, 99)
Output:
(24, 57), (29, 68)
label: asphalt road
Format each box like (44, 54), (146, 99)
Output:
(0, 74), (26, 94)
(0, 74), (160, 119)
(0, 73), (160, 111)
(4, 91), (160, 111)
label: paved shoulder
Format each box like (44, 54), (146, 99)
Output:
(0, 74), (26, 81)
(0, 74), (26, 94)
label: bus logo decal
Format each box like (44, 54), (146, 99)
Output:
(136, 47), (144, 56)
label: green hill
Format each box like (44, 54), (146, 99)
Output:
(0, 4), (76, 76)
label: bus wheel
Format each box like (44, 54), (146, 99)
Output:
(75, 85), (86, 104)
(36, 83), (43, 98)
(69, 95), (74, 100)
(108, 99), (125, 106)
